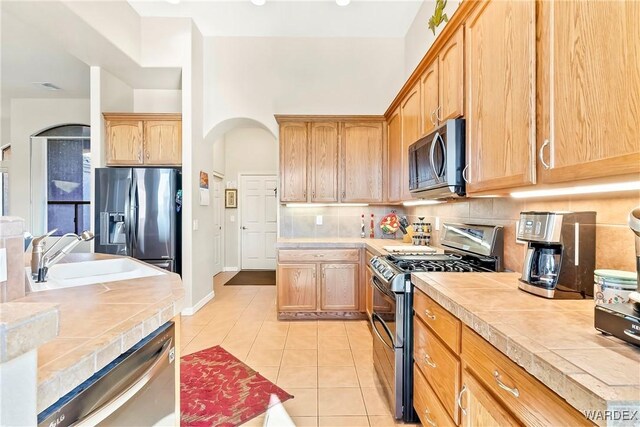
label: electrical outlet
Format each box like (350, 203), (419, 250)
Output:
(193, 220), (199, 231)
(0, 248), (6, 282)
(230, 215), (235, 222)
(316, 215), (323, 225)
(435, 217), (440, 231)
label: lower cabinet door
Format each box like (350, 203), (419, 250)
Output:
(277, 264), (317, 311)
(459, 369), (520, 427)
(320, 263), (359, 311)
(414, 364), (456, 427)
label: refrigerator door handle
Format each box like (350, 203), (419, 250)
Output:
(124, 178), (132, 256)
(131, 177), (139, 255)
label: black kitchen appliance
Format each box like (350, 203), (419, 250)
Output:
(517, 211), (596, 299)
(408, 119), (465, 199)
(368, 222), (503, 422)
(95, 168), (181, 273)
(595, 303), (640, 348)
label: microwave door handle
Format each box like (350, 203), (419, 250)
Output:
(437, 133), (447, 177)
(429, 132), (441, 183)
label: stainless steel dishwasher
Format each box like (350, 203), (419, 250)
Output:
(38, 321), (176, 427)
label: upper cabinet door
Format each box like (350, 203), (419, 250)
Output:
(279, 122), (309, 202)
(144, 120), (182, 166)
(421, 60), (439, 136)
(387, 108), (402, 203)
(439, 26), (464, 123)
(465, 0), (536, 194)
(538, 0), (640, 183)
(310, 122), (339, 202)
(105, 120), (144, 165)
(341, 122), (383, 202)
(401, 83), (421, 200)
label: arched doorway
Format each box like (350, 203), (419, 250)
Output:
(205, 118), (278, 275)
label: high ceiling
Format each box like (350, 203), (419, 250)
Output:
(128, 0), (423, 38)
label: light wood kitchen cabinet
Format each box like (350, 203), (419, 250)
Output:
(277, 263), (317, 312)
(310, 122), (339, 202)
(104, 114), (181, 166)
(105, 119), (144, 165)
(144, 120), (182, 165)
(537, 0), (640, 183)
(341, 122), (384, 203)
(386, 108), (402, 203)
(277, 248), (365, 319)
(420, 60), (439, 136)
(464, 0), (536, 194)
(459, 368), (519, 427)
(400, 84), (421, 200)
(320, 263), (359, 311)
(421, 26), (465, 136)
(279, 122), (309, 202)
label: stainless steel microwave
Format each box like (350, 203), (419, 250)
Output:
(408, 119), (465, 199)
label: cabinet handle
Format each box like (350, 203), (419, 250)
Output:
(312, 191), (316, 199)
(539, 139), (551, 170)
(430, 110), (437, 126)
(436, 105), (442, 122)
(313, 254), (325, 257)
(303, 190), (307, 199)
(342, 190), (346, 199)
(462, 165), (470, 183)
(423, 353), (437, 369)
(457, 384), (468, 416)
(493, 370), (520, 398)
(424, 309), (436, 320)
(146, 151), (150, 159)
(423, 409), (437, 427)
(138, 152), (142, 162)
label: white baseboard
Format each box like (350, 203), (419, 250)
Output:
(181, 290), (215, 316)
(223, 266), (239, 272)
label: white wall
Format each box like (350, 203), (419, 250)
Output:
(133, 89), (181, 113)
(222, 127), (278, 268)
(404, 0), (461, 77)
(203, 36), (405, 137)
(9, 98), (90, 229)
(211, 135), (225, 176)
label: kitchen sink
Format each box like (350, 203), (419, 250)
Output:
(25, 258), (165, 292)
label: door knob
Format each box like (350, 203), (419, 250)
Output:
(241, 226), (248, 230)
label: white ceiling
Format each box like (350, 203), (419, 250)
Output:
(128, 0), (423, 38)
(1, 9), (91, 101)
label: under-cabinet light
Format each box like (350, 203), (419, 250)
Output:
(285, 203), (368, 208)
(251, 0), (266, 5)
(402, 200), (443, 207)
(510, 181), (640, 199)
(336, 0), (351, 6)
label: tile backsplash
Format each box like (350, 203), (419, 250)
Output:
(280, 206), (406, 239)
(406, 193), (640, 273)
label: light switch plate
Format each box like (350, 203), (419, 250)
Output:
(435, 217), (440, 231)
(230, 215), (235, 222)
(0, 248), (7, 282)
(193, 220), (199, 231)
(316, 215), (323, 225)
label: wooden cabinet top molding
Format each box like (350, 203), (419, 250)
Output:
(103, 113), (182, 121)
(275, 114), (385, 124)
(384, 0), (476, 119)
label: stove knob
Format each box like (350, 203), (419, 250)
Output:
(383, 268), (394, 280)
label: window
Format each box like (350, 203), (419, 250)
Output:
(32, 125), (90, 236)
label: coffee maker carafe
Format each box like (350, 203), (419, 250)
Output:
(517, 211), (596, 299)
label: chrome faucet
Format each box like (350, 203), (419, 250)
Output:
(32, 230), (95, 283)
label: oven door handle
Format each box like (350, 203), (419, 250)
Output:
(371, 275), (396, 301)
(370, 312), (396, 350)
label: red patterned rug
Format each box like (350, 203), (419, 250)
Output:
(181, 345), (293, 427)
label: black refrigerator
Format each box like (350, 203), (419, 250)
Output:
(95, 168), (181, 273)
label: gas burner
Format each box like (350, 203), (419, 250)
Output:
(384, 254), (491, 273)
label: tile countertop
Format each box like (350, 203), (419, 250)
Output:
(276, 237), (433, 256)
(412, 272), (640, 423)
(13, 253), (185, 413)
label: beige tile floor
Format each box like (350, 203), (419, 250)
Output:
(180, 272), (420, 427)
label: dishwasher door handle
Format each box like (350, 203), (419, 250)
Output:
(74, 338), (173, 427)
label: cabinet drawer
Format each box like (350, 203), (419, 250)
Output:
(414, 317), (461, 423)
(462, 327), (592, 426)
(414, 364), (456, 427)
(278, 249), (359, 263)
(414, 289), (461, 354)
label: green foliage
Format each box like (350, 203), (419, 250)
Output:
(428, 0), (449, 35)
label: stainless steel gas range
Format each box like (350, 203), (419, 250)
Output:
(368, 222), (504, 422)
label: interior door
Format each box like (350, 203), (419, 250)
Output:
(240, 175), (278, 270)
(211, 176), (224, 276)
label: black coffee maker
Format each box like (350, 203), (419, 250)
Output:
(517, 211), (596, 299)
